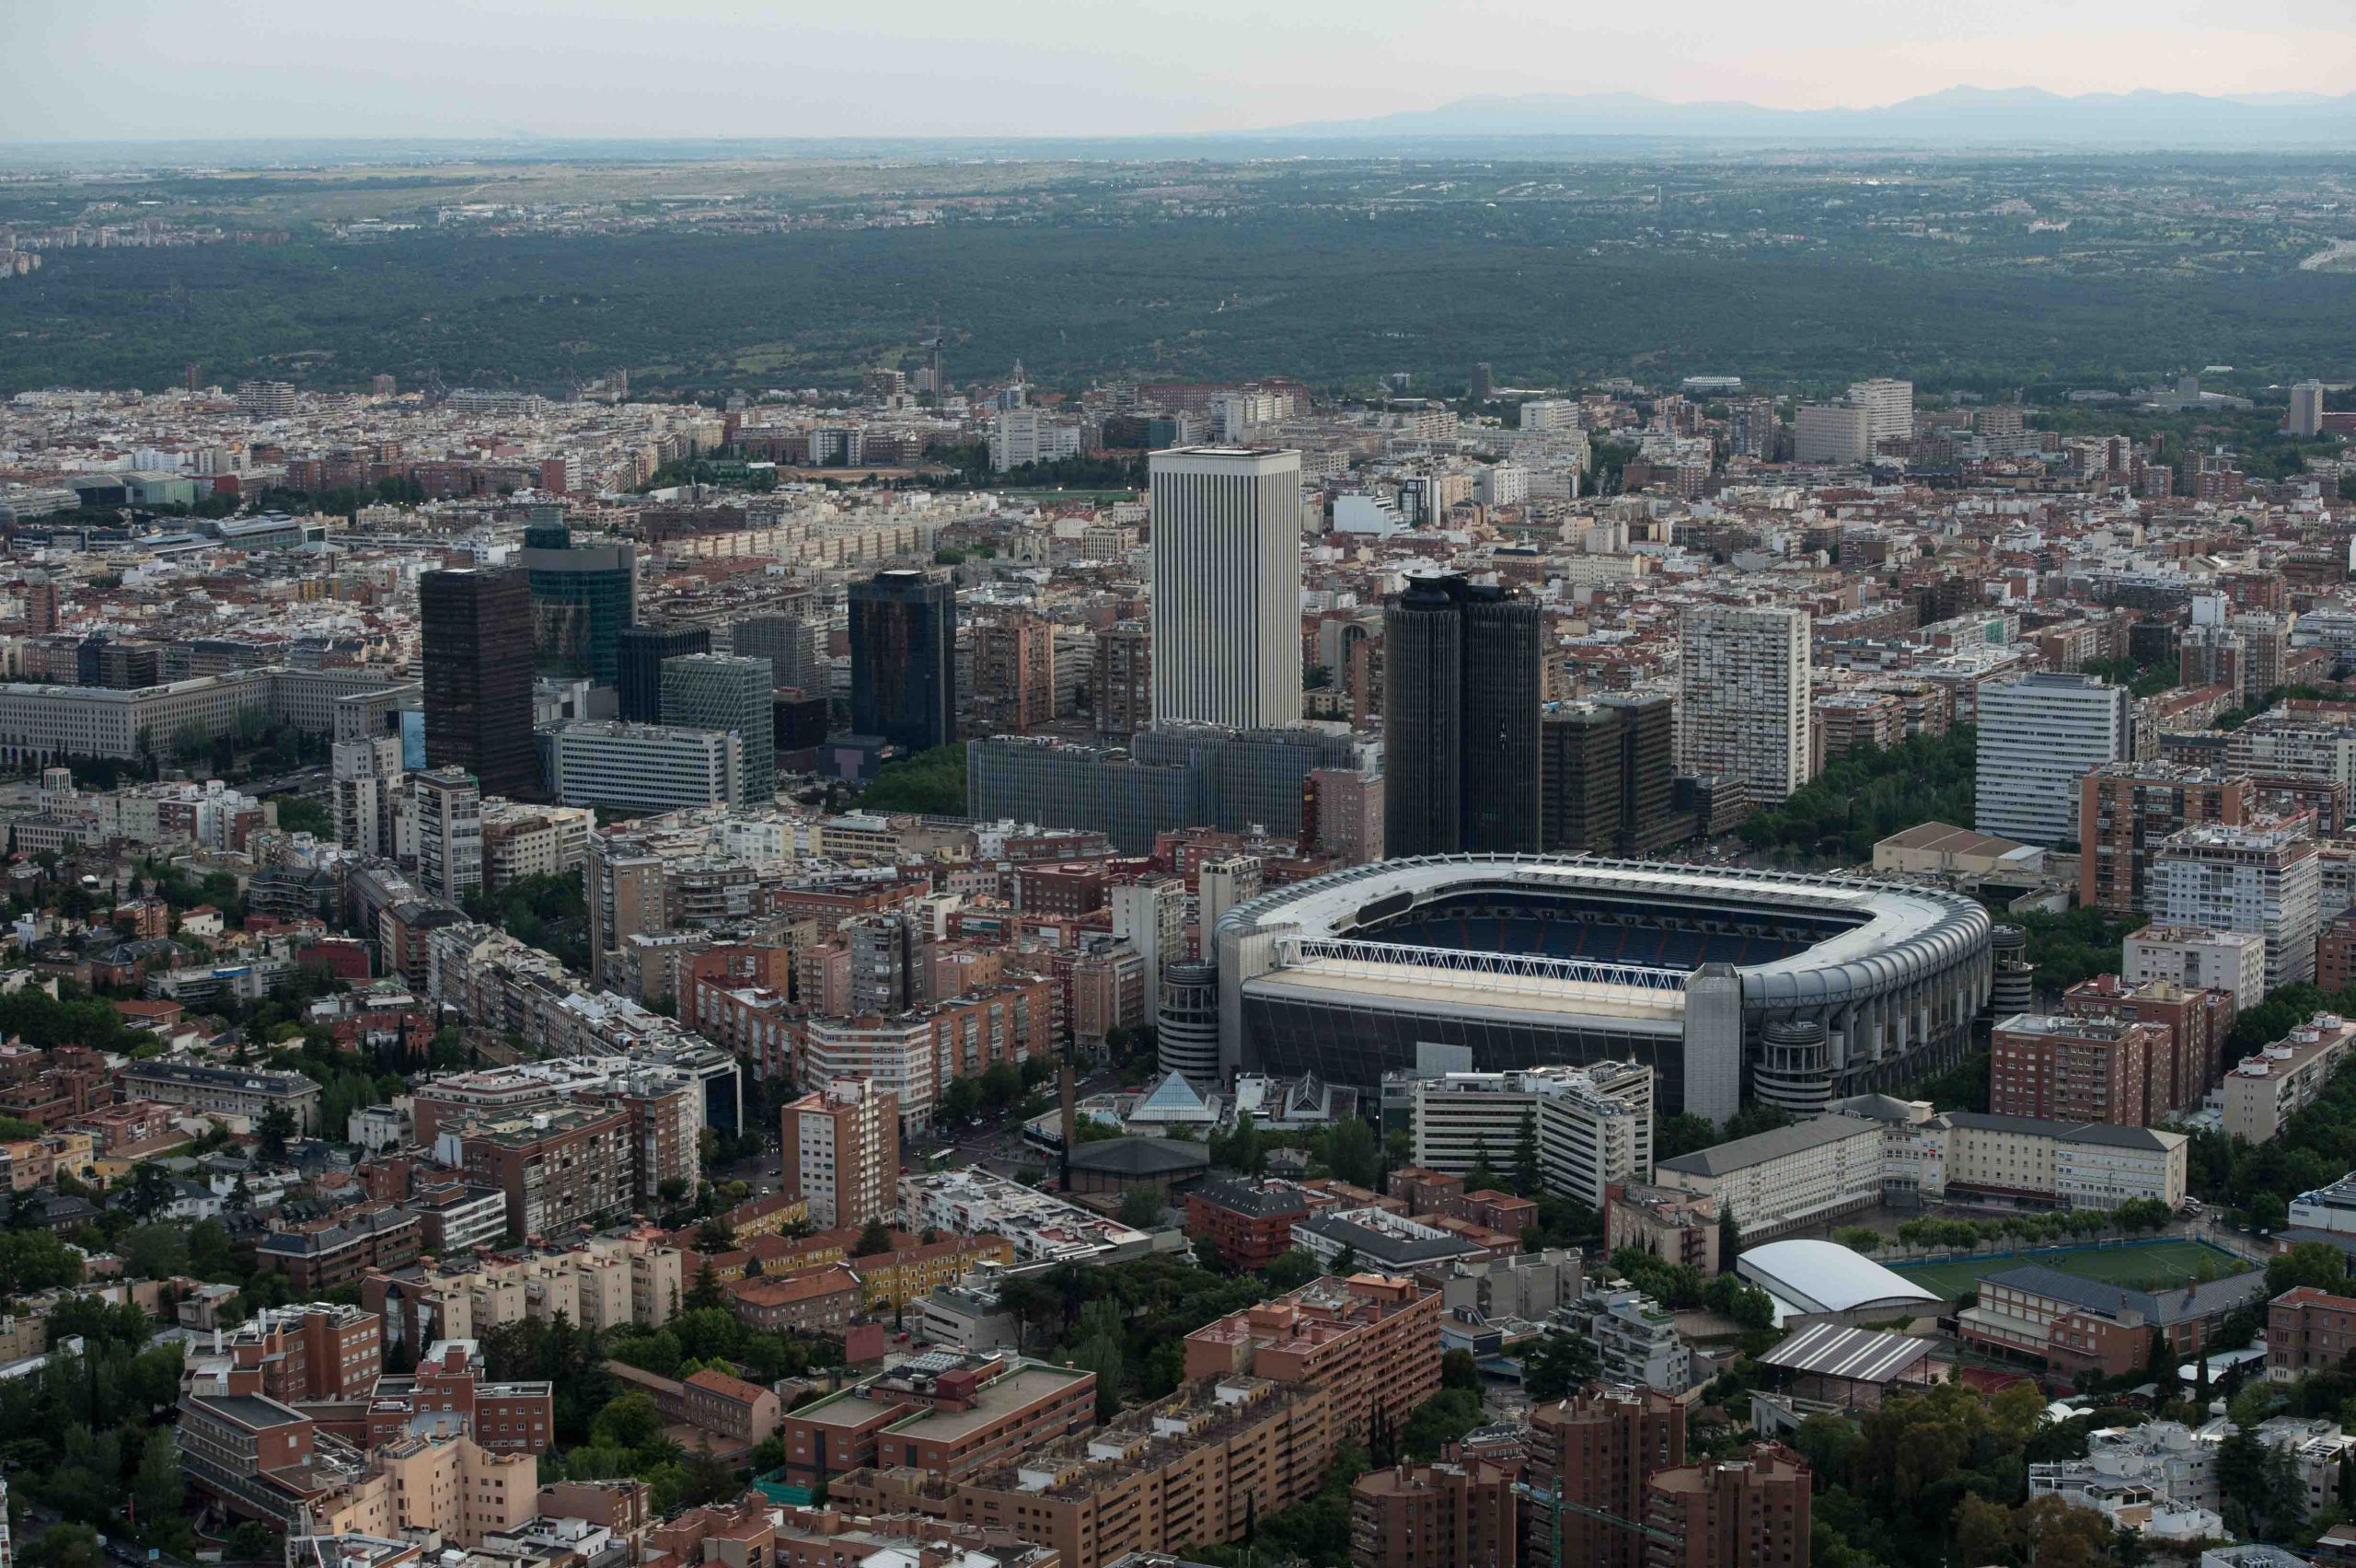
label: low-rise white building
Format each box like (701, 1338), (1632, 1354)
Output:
(1651, 1114), (1884, 1238)
(1408, 1061), (1653, 1207)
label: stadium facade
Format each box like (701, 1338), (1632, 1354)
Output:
(1212, 855), (1992, 1122)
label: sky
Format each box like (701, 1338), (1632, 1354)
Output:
(4, 0), (2354, 141)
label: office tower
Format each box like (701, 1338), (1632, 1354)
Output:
(547, 721), (743, 813)
(1846, 377), (1914, 446)
(730, 615), (816, 694)
(1526, 1386), (1687, 1568)
(412, 767), (484, 904)
(846, 912), (922, 1015)
(1149, 446), (1303, 731)
(780, 1078), (900, 1228)
(970, 612), (1057, 735)
(1542, 696), (1678, 855)
(1382, 575), (1543, 858)
(659, 654), (775, 803)
(849, 570), (956, 752)
(1156, 959), (1221, 1086)
(1726, 398), (1778, 460)
(2150, 822), (2322, 992)
(421, 569), (538, 800)
(1198, 854), (1262, 936)
(616, 624), (710, 724)
(2292, 380), (2327, 439)
(1092, 620), (1151, 737)
(2077, 762), (2253, 916)
(1347, 1459), (1516, 1568)
(1678, 605), (1811, 804)
(1409, 1062), (1654, 1207)
(520, 524), (637, 686)
(1974, 673), (2132, 846)
(1469, 362), (1496, 401)
(1792, 404), (1873, 464)
(333, 733), (404, 857)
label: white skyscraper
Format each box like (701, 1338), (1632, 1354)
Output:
(1149, 446), (1303, 730)
(1846, 377), (1914, 447)
(1974, 673), (2132, 846)
(1677, 605), (1812, 802)
(410, 766), (484, 903)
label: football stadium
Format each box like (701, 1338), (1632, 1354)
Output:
(1209, 855), (1994, 1120)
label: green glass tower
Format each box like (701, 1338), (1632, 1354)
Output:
(521, 520), (638, 687)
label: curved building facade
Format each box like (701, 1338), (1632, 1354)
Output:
(1212, 855), (1992, 1121)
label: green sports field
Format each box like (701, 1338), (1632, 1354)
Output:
(1891, 1239), (2250, 1301)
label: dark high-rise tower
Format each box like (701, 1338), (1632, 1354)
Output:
(1382, 575), (1542, 858)
(421, 569), (537, 799)
(616, 623), (710, 723)
(520, 521), (638, 686)
(849, 570), (955, 752)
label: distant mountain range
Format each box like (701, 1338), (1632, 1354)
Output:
(1270, 86), (2356, 146)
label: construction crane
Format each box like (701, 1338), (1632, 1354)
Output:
(1512, 1475), (1679, 1568)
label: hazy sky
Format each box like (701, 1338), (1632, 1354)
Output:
(5, 0), (2354, 140)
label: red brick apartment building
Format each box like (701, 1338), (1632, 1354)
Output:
(1183, 1274), (1442, 1443)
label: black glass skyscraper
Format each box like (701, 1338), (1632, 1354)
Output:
(1382, 575), (1542, 858)
(617, 623), (710, 723)
(849, 570), (956, 752)
(421, 568), (538, 800)
(521, 522), (638, 686)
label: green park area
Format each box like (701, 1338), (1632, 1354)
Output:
(1893, 1238), (2251, 1300)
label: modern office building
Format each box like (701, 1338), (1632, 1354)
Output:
(1541, 695), (1680, 855)
(2078, 762), (2253, 917)
(421, 569), (538, 799)
(1846, 376), (1914, 446)
(1149, 446), (1303, 731)
(1975, 673), (2132, 847)
(2149, 821), (2321, 991)
(1792, 404), (1873, 465)
(1678, 605), (1810, 804)
(616, 624), (710, 724)
(520, 524), (638, 686)
(729, 615), (817, 695)
(1382, 574), (1543, 858)
(661, 654), (776, 803)
(1407, 1063), (1655, 1207)
(849, 570), (956, 752)
(548, 721), (744, 813)
(779, 1078), (901, 1229)
(412, 767), (484, 904)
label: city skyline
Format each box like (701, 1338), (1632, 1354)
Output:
(4, 0), (2352, 142)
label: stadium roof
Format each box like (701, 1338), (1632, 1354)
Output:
(1735, 1239), (1944, 1318)
(1756, 1321), (1934, 1385)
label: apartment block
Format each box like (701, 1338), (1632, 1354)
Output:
(778, 1353), (1098, 1491)
(2268, 1287), (2356, 1383)
(2121, 925), (2269, 1012)
(1349, 1459), (1517, 1568)
(255, 1206), (422, 1294)
(456, 1104), (635, 1240)
(2149, 822), (2322, 993)
(2223, 1011), (2356, 1145)
(1182, 1274), (1442, 1444)
(1990, 1013), (2169, 1127)
(2060, 974), (2235, 1122)
(1977, 673), (2133, 847)
(1185, 1176), (1319, 1273)
(2078, 762), (2252, 917)
(1677, 605), (1811, 804)
(1642, 1444), (1813, 1568)
(1526, 1385), (1688, 1568)
(187, 1302), (384, 1403)
(365, 1338), (555, 1456)
(780, 1078), (901, 1228)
